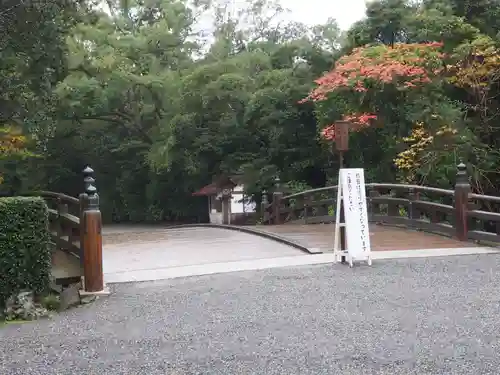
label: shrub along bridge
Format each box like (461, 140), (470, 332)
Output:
(36, 163), (500, 292)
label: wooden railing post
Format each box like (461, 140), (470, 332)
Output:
(56, 198), (69, 249)
(454, 162), (470, 241)
(54, 197), (63, 239)
(407, 187), (418, 229)
(272, 192), (283, 224)
(81, 166), (104, 292)
(303, 194), (310, 224)
(272, 176), (283, 225)
(261, 191), (268, 223)
(220, 188), (232, 225)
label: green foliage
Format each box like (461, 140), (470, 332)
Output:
(2, 0), (500, 223)
(0, 0), (77, 132)
(0, 197), (51, 309)
(284, 181), (313, 194)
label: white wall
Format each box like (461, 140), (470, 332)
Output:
(230, 184), (256, 214)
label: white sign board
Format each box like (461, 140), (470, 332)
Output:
(334, 168), (371, 266)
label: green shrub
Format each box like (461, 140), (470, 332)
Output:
(0, 197), (51, 309)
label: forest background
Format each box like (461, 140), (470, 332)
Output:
(2, 0), (499, 223)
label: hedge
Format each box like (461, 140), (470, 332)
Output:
(0, 197), (52, 308)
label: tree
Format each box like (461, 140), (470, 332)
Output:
(2, 0), (500, 221)
(0, 0), (79, 185)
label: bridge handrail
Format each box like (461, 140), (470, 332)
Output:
(261, 164), (500, 244)
(262, 183), (458, 223)
(23, 190), (80, 205)
(469, 193), (500, 204)
(280, 183), (454, 201)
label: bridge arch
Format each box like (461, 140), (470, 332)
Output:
(165, 223), (315, 254)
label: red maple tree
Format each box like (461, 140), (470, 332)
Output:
(301, 42), (445, 141)
(302, 42), (444, 103)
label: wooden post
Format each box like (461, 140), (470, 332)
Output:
(454, 162), (470, 241)
(81, 166), (104, 292)
(407, 187), (418, 229)
(56, 198), (69, 250)
(221, 188), (231, 225)
(261, 191), (268, 223)
(78, 193), (87, 264)
(272, 176), (283, 225)
(335, 121), (350, 263)
(55, 197), (64, 239)
(303, 194), (310, 224)
(334, 121), (349, 152)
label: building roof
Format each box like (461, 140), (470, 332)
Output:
(192, 175), (239, 196)
(192, 182), (218, 196)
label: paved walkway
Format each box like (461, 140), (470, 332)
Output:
(2, 254), (500, 374)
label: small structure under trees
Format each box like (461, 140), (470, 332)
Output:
(192, 175), (256, 225)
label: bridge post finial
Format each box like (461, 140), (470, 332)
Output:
(81, 165), (104, 293)
(274, 175), (281, 192)
(83, 166), (94, 192)
(456, 161), (468, 186)
(454, 161), (470, 242)
(83, 166), (99, 211)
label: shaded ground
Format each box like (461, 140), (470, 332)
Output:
(2, 254), (500, 375)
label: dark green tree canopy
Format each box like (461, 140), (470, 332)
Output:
(2, 0), (500, 222)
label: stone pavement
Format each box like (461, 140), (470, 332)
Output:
(2, 254), (500, 374)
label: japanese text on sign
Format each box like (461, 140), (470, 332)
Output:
(339, 168), (371, 259)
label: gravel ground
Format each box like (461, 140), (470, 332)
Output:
(1, 254), (500, 375)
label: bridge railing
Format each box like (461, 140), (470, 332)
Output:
(467, 193), (500, 243)
(261, 163), (500, 244)
(21, 166), (104, 292)
(28, 191), (83, 259)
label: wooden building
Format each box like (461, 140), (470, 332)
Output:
(192, 175), (257, 225)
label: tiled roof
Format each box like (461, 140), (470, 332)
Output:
(192, 182), (218, 196)
(192, 176), (238, 196)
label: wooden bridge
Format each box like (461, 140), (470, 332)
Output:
(33, 163), (500, 292)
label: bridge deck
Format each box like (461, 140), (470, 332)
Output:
(254, 224), (477, 252)
(102, 226), (304, 283)
(101, 224), (479, 283)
